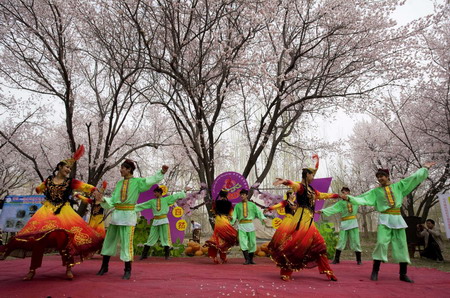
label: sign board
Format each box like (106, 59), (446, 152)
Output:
(0, 195), (44, 232)
(438, 193), (450, 238)
(211, 172), (249, 204)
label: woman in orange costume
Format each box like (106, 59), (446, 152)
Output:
(204, 190), (238, 264)
(0, 146), (103, 280)
(269, 155), (340, 281)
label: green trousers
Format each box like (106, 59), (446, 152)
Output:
(238, 230), (256, 253)
(373, 224), (410, 263)
(101, 225), (135, 262)
(145, 223), (171, 247)
(336, 228), (361, 252)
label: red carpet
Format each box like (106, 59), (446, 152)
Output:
(1, 256), (449, 297)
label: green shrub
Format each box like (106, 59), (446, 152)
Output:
(317, 222), (339, 259)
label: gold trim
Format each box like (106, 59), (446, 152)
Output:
(341, 215), (356, 221)
(381, 208), (401, 215)
(114, 204), (135, 210)
(239, 219), (253, 224)
(154, 214), (168, 220)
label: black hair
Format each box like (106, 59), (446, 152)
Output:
(341, 187), (350, 192)
(426, 219), (435, 225)
(375, 169), (390, 178)
(302, 168), (313, 179)
(240, 189), (249, 195)
(154, 187), (163, 194)
(218, 190), (229, 200)
(121, 159), (136, 174)
(52, 161), (67, 177)
(286, 191), (293, 197)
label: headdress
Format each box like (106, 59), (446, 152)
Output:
(61, 145), (85, 168)
(302, 154), (319, 174)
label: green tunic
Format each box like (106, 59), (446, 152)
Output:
(230, 201), (265, 253)
(135, 192), (186, 247)
(322, 200), (361, 251)
(348, 168), (429, 263)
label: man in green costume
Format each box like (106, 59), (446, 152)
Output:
(97, 160), (168, 280)
(231, 189), (266, 265)
(342, 162), (435, 283)
(318, 187), (362, 265)
(136, 185), (191, 260)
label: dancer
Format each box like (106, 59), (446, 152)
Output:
(270, 155), (340, 281)
(204, 190), (238, 264)
(317, 187), (362, 265)
(97, 160), (168, 280)
(75, 181), (108, 238)
(341, 162), (435, 283)
(0, 145), (104, 281)
(231, 189), (266, 265)
(136, 185), (191, 260)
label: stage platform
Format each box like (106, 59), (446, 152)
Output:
(1, 255), (449, 297)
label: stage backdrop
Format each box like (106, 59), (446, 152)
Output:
(137, 185), (187, 244)
(211, 171), (249, 204)
(0, 195), (44, 232)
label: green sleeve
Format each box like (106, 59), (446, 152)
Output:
(397, 168), (429, 197)
(135, 199), (154, 212)
(137, 170), (165, 192)
(166, 191), (186, 205)
(100, 196), (114, 209)
(254, 203), (266, 221)
(230, 204), (239, 224)
(349, 189), (377, 206)
(321, 201), (343, 217)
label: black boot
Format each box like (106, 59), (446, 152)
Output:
(370, 260), (381, 281)
(356, 251), (362, 265)
(249, 252), (256, 265)
(140, 245), (150, 260)
(96, 255), (110, 275)
(164, 246), (170, 260)
(332, 249), (341, 264)
(399, 262), (414, 283)
(242, 251), (250, 265)
(122, 261), (131, 280)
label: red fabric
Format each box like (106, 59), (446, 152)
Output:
(0, 256), (449, 297)
(204, 215), (237, 262)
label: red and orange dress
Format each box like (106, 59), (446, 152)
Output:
(0, 176), (104, 270)
(204, 198), (238, 263)
(268, 180), (339, 281)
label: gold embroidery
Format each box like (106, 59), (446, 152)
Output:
(243, 201), (248, 218)
(70, 226), (92, 246)
(347, 203), (353, 213)
(383, 186), (395, 207)
(120, 179), (130, 202)
(157, 198), (161, 211)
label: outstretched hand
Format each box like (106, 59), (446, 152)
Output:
(273, 178), (285, 186)
(423, 162), (436, 169)
(93, 189), (104, 202)
(184, 186), (192, 192)
(340, 194), (349, 201)
(161, 165), (169, 174)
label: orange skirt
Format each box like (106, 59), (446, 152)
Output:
(1, 201), (104, 265)
(268, 207), (327, 271)
(204, 215), (238, 253)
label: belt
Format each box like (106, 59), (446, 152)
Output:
(381, 208), (401, 215)
(114, 204), (135, 210)
(341, 215), (356, 221)
(154, 214), (168, 220)
(239, 219), (252, 224)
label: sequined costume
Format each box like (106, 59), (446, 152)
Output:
(268, 180), (339, 281)
(0, 177), (103, 270)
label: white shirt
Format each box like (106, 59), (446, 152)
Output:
(191, 222), (201, 230)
